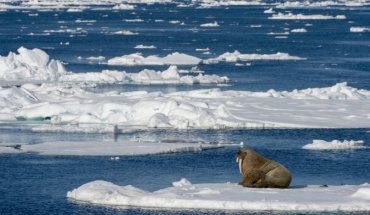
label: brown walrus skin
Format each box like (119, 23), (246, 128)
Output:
(236, 148), (292, 188)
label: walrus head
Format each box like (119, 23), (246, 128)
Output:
(236, 149), (248, 174)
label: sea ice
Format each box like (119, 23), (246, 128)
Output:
(0, 47), (68, 81)
(269, 13), (346, 20)
(1, 82), (370, 130)
(302, 140), (368, 150)
(107, 52), (203, 66)
(0, 140), (223, 155)
(67, 179), (370, 212)
(204, 50), (305, 64)
(350, 27), (370, 32)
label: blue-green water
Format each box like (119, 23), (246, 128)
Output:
(1, 2), (370, 214)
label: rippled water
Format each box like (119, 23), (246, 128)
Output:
(1, 126), (370, 214)
(1, 3), (370, 215)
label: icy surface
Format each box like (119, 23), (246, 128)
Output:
(269, 13), (346, 20)
(67, 180), (370, 212)
(350, 27), (370, 32)
(302, 140), (368, 150)
(107, 52), (203, 66)
(1, 82), (370, 130)
(58, 66), (228, 84)
(204, 51), (305, 64)
(0, 141), (222, 155)
(0, 47), (227, 85)
(0, 47), (68, 81)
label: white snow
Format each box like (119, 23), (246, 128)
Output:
(302, 140), (368, 150)
(107, 52), (203, 66)
(0, 47), (227, 85)
(134, 45), (157, 49)
(264, 8), (275, 13)
(1, 81), (370, 130)
(0, 47), (68, 81)
(0, 140), (221, 155)
(269, 13), (346, 20)
(67, 180), (370, 212)
(58, 66), (228, 84)
(112, 4), (135, 10)
(204, 50), (305, 63)
(111, 30), (139, 35)
(276, 0), (370, 8)
(200, 21), (219, 27)
(291, 28), (307, 33)
(350, 27), (370, 32)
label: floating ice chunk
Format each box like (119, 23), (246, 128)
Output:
(200, 21), (219, 27)
(58, 66), (227, 85)
(264, 8), (275, 13)
(0, 47), (68, 81)
(112, 4), (135, 10)
(269, 13), (346, 20)
(67, 181), (370, 212)
(86, 56), (105, 61)
(350, 27), (370, 32)
(2, 82), (370, 129)
(302, 140), (367, 150)
(14, 141), (222, 156)
(204, 50), (305, 64)
(107, 52), (202, 66)
(172, 178), (192, 187)
(112, 30), (138, 35)
(291, 28), (307, 33)
(134, 45), (156, 49)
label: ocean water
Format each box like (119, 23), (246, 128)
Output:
(0, 3), (370, 215)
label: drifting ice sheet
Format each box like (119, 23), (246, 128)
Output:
(302, 140), (368, 150)
(0, 141), (222, 155)
(67, 180), (370, 212)
(1, 82), (370, 129)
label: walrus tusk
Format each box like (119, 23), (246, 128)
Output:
(239, 158), (242, 174)
(236, 157), (239, 162)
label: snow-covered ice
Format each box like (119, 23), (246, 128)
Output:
(302, 140), (368, 150)
(269, 13), (346, 20)
(107, 52), (203, 66)
(1, 82), (370, 130)
(200, 21), (219, 27)
(67, 179), (370, 212)
(350, 27), (370, 32)
(0, 140), (222, 155)
(0, 47), (68, 81)
(291, 28), (307, 33)
(204, 50), (305, 64)
(58, 66), (228, 84)
(0, 47), (227, 85)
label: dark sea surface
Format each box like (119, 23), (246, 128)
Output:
(0, 2), (370, 215)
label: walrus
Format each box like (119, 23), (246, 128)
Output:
(236, 148), (292, 188)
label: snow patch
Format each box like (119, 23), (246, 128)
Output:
(67, 180), (370, 212)
(302, 140), (368, 150)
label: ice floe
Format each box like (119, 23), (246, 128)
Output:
(302, 140), (368, 150)
(204, 50), (305, 63)
(58, 66), (228, 84)
(291, 28), (307, 33)
(200, 21), (219, 27)
(1, 81), (370, 130)
(350, 27), (370, 32)
(269, 13), (346, 20)
(0, 140), (222, 155)
(0, 47), (227, 85)
(107, 52), (203, 66)
(67, 179), (370, 212)
(0, 47), (68, 81)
